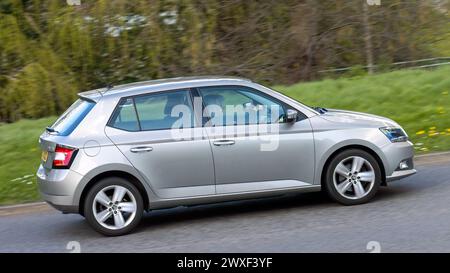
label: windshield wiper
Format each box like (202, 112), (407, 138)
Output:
(45, 127), (59, 134)
(313, 106), (328, 114)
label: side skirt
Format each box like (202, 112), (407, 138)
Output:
(148, 185), (321, 210)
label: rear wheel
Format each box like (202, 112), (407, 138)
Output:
(84, 177), (143, 236)
(324, 149), (381, 205)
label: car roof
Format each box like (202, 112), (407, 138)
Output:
(78, 76), (252, 101)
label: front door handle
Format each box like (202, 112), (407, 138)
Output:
(130, 146), (153, 153)
(213, 140), (235, 146)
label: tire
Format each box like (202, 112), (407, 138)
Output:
(323, 149), (382, 205)
(84, 177), (144, 236)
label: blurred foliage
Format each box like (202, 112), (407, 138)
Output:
(0, 0), (449, 122)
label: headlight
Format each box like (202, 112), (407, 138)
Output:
(379, 127), (408, 142)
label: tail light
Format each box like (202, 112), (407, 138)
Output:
(53, 145), (78, 169)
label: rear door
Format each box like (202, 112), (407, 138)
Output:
(105, 89), (215, 199)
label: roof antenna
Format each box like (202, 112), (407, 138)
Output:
(93, 71), (114, 94)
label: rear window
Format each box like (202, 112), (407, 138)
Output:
(49, 99), (95, 136)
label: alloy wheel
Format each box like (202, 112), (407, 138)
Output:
(92, 185), (137, 230)
(332, 156), (376, 200)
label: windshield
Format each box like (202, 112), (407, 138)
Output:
(258, 84), (320, 115)
(49, 99), (95, 136)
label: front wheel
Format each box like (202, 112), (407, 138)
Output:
(324, 149), (382, 205)
(84, 177), (143, 236)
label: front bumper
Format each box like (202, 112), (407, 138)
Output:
(36, 165), (82, 213)
(381, 140), (416, 182)
(386, 169), (417, 182)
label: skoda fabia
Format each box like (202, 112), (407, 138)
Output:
(37, 77), (416, 236)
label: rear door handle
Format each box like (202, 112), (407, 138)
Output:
(213, 140), (235, 146)
(130, 146), (153, 153)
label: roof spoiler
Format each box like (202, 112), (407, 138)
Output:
(77, 84), (114, 103)
(78, 93), (100, 103)
(77, 88), (105, 103)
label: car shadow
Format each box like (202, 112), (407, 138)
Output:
(60, 169), (437, 237)
(49, 192), (330, 238)
(137, 174), (435, 232)
(136, 191), (334, 231)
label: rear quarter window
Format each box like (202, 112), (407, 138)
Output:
(50, 99), (95, 136)
(108, 98), (140, 131)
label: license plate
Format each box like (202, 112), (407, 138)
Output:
(41, 150), (48, 162)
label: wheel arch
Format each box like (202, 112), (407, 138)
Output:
(78, 170), (150, 215)
(319, 144), (387, 187)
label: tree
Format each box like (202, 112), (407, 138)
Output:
(0, 0), (448, 122)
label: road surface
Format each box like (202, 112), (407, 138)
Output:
(1, 154), (449, 253)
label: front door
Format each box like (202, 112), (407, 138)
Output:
(197, 85), (315, 194)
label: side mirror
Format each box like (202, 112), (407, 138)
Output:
(285, 109), (298, 122)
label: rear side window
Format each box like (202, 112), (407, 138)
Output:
(134, 90), (194, 130)
(109, 90), (195, 131)
(50, 99), (95, 136)
(109, 98), (140, 131)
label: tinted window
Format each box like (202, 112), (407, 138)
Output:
(134, 90), (195, 131)
(198, 86), (286, 126)
(109, 98), (140, 131)
(50, 99), (95, 136)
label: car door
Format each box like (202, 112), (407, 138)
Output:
(197, 85), (315, 194)
(105, 89), (215, 199)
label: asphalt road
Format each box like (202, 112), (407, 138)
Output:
(1, 157), (450, 253)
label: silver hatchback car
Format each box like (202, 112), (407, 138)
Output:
(37, 77), (416, 236)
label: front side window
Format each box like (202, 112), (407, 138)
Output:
(198, 86), (286, 126)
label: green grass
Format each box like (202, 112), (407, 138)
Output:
(275, 66), (450, 154)
(0, 67), (449, 205)
(0, 117), (56, 205)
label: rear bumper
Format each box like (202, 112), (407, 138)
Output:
(36, 165), (82, 214)
(41, 193), (79, 213)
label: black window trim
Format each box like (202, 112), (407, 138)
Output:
(132, 97), (142, 131)
(106, 85), (308, 132)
